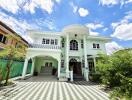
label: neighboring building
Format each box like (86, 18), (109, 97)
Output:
(22, 25), (111, 81)
(0, 21), (28, 50)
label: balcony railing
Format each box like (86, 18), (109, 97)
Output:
(29, 44), (61, 49)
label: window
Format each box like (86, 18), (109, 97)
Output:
(93, 43), (100, 49)
(0, 34), (7, 44)
(51, 39), (54, 45)
(42, 38), (46, 44)
(46, 39), (50, 44)
(70, 40), (78, 50)
(81, 40), (83, 48)
(61, 60), (64, 68)
(55, 39), (58, 45)
(93, 43), (96, 48)
(97, 44), (100, 48)
(89, 62), (94, 72)
(0, 34), (3, 42)
(62, 38), (65, 47)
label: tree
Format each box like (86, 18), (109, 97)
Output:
(0, 35), (26, 85)
(96, 49), (132, 98)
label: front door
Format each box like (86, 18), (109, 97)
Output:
(69, 60), (82, 75)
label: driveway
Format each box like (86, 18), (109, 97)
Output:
(0, 76), (109, 100)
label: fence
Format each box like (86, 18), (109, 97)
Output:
(0, 59), (32, 80)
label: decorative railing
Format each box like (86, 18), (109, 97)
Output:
(29, 44), (61, 49)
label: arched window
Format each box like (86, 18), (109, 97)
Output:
(70, 40), (78, 50)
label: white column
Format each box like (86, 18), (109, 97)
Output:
(66, 34), (69, 78)
(58, 56), (61, 78)
(31, 58), (35, 75)
(70, 71), (73, 82)
(93, 57), (96, 72)
(22, 58), (29, 79)
(83, 35), (89, 81)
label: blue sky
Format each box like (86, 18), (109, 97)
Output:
(0, 0), (132, 54)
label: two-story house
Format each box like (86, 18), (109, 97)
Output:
(0, 21), (29, 50)
(22, 25), (111, 81)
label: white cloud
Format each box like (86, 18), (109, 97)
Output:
(99, 0), (120, 6)
(111, 23), (132, 40)
(24, 0), (54, 14)
(105, 41), (123, 55)
(0, 0), (20, 14)
(0, 0), (54, 14)
(85, 23), (104, 30)
(125, 0), (132, 4)
(103, 27), (108, 31)
(99, 0), (132, 6)
(0, 12), (39, 42)
(70, 2), (78, 13)
(55, 0), (61, 4)
(111, 11), (132, 40)
(89, 30), (100, 36)
(78, 8), (89, 17)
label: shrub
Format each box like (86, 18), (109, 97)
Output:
(89, 72), (102, 83)
(96, 49), (132, 99)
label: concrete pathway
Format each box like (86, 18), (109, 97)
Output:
(0, 76), (109, 100)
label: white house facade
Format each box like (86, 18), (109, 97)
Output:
(22, 25), (111, 81)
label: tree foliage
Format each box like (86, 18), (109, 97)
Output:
(95, 49), (132, 99)
(0, 35), (26, 85)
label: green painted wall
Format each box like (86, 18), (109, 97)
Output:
(34, 57), (58, 73)
(0, 59), (32, 79)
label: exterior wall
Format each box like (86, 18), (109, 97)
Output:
(0, 22), (28, 50)
(86, 40), (106, 55)
(34, 57), (58, 73)
(25, 25), (111, 80)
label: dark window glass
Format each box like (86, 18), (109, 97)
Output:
(46, 39), (49, 44)
(0, 34), (3, 42)
(81, 40), (83, 48)
(51, 39), (54, 45)
(62, 42), (64, 47)
(97, 44), (100, 48)
(93, 43), (96, 48)
(89, 62), (94, 72)
(70, 40), (78, 50)
(42, 38), (46, 44)
(3, 36), (6, 44)
(61, 60), (64, 68)
(55, 39), (58, 45)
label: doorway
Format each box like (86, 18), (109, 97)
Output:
(69, 59), (82, 76)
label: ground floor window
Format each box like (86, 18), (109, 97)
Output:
(61, 60), (64, 68)
(88, 62), (94, 72)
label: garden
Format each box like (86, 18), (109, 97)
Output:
(90, 49), (132, 99)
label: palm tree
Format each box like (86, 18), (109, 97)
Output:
(0, 35), (26, 85)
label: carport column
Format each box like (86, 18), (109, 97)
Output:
(22, 58), (29, 79)
(83, 35), (89, 81)
(31, 58), (35, 75)
(66, 34), (69, 78)
(58, 58), (61, 79)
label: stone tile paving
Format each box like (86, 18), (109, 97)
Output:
(0, 76), (109, 100)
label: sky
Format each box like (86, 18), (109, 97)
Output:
(0, 0), (132, 54)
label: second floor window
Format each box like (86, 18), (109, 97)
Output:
(46, 39), (50, 44)
(70, 40), (78, 50)
(0, 34), (7, 44)
(93, 43), (100, 49)
(81, 40), (83, 48)
(51, 39), (54, 45)
(42, 38), (46, 44)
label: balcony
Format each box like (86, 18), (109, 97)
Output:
(29, 44), (61, 49)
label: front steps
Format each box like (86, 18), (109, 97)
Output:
(39, 66), (52, 76)
(73, 74), (84, 81)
